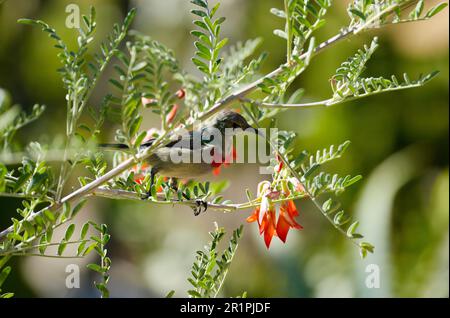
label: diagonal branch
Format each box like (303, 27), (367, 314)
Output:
(0, 15), (409, 241)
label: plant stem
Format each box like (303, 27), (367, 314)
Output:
(284, 0), (292, 63)
(0, 21), (395, 241)
(10, 253), (83, 259)
(213, 233), (241, 298)
(89, 187), (307, 212)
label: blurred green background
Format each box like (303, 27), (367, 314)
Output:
(0, 0), (448, 297)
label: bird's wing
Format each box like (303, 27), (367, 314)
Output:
(140, 130), (203, 150)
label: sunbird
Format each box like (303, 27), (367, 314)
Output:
(99, 110), (261, 190)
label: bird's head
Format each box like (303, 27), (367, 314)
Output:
(211, 110), (260, 135)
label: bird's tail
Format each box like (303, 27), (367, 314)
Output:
(97, 143), (130, 151)
(98, 140), (155, 152)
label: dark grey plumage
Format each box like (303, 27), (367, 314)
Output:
(99, 110), (259, 184)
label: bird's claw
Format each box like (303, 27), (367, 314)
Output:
(193, 199), (208, 216)
(141, 191), (151, 200)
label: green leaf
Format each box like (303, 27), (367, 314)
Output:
(273, 29), (288, 39)
(344, 175), (363, 188)
(109, 79), (124, 90)
(360, 242), (374, 253)
(43, 210), (56, 222)
(39, 235), (48, 255)
(191, 0), (208, 9)
(349, 9), (366, 21)
(422, 70), (440, 83)
(188, 290), (202, 298)
(346, 221), (359, 238)
(133, 131), (147, 148)
(0, 164), (6, 192)
(58, 241), (68, 256)
(321, 198), (333, 213)
(22, 221), (35, 237)
(195, 41), (211, 59)
(95, 282), (110, 298)
(62, 202), (71, 219)
(359, 242), (375, 258)
(303, 163), (320, 179)
(87, 263), (105, 274)
(191, 9), (208, 18)
(210, 2), (220, 17)
(150, 184), (157, 200)
(80, 222), (89, 240)
(191, 30), (205, 38)
(245, 189), (253, 202)
(215, 38), (228, 51)
(72, 199), (87, 217)
(26, 172), (47, 193)
(410, 0), (424, 19)
(77, 242), (86, 256)
(193, 20), (209, 31)
(65, 224), (75, 241)
(129, 116), (142, 138)
(333, 211), (349, 226)
(0, 267), (11, 287)
(425, 2), (448, 18)
(192, 57), (209, 72)
(17, 18), (36, 25)
(165, 290), (175, 298)
(83, 243), (98, 256)
(270, 8), (286, 18)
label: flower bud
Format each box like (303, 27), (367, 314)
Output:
(257, 180), (271, 197)
(176, 89), (186, 99)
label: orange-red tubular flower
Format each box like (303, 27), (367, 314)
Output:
(247, 181), (303, 248)
(276, 200), (303, 243)
(166, 104), (179, 124)
(263, 207), (277, 248)
(247, 196), (277, 248)
(274, 154), (284, 173)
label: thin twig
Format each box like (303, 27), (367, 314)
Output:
(0, 19), (396, 241)
(0, 192), (54, 202)
(10, 253), (84, 259)
(91, 187), (240, 211)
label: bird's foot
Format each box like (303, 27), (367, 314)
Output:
(193, 199), (208, 216)
(141, 192), (151, 200)
(168, 178), (178, 192)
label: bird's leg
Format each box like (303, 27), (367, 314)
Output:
(150, 168), (156, 189)
(168, 178), (178, 192)
(193, 199), (208, 216)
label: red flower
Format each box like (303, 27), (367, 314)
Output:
(176, 89), (186, 99)
(246, 196), (278, 248)
(166, 104), (179, 124)
(274, 154), (284, 173)
(276, 200), (303, 243)
(246, 181), (303, 248)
